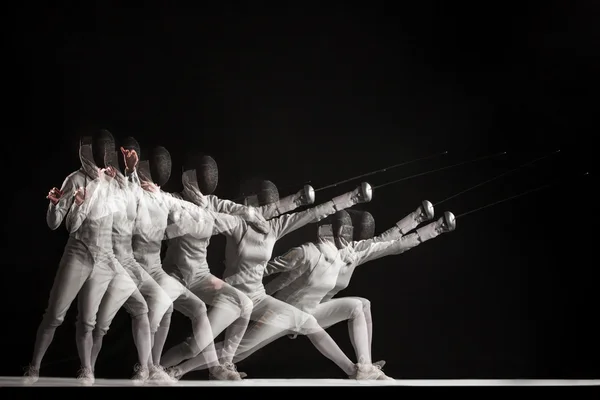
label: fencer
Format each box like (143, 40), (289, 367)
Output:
(264, 205), (455, 380)
(130, 146), (250, 381)
(159, 154), (314, 379)
(87, 146), (167, 384)
(164, 180), (383, 380)
(24, 131), (124, 385)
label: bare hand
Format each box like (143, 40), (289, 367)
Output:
(141, 180), (160, 193)
(73, 188), (86, 206)
(46, 187), (63, 205)
(120, 146), (139, 171)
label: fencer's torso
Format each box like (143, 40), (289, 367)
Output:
(132, 189), (171, 273)
(67, 175), (117, 259)
(163, 193), (233, 284)
(111, 178), (140, 261)
(274, 241), (346, 314)
(223, 221), (276, 301)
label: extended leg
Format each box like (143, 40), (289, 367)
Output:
(25, 244), (94, 383)
(313, 297), (371, 363)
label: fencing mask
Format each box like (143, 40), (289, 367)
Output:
(92, 129), (116, 169)
(149, 146), (172, 187)
(185, 152), (218, 195)
(346, 210), (375, 241)
(79, 136), (98, 179)
(241, 179), (280, 207)
(332, 210), (353, 249)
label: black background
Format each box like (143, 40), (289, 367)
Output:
(3, 2), (597, 380)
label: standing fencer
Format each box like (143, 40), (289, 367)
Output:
(130, 147), (252, 380)
(87, 146), (170, 384)
(160, 154), (315, 379)
(24, 131), (124, 385)
(164, 180), (383, 380)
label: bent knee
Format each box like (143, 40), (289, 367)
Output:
(349, 300), (365, 320)
(93, 325), (110, 337)
(358, 298), (371, 311)
(42, 312), (65, 328)
(301, 314), (321, 331)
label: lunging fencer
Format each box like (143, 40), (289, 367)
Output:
(164, 179), (383, 380)
(159, 153), (315, 379)
(261, 205), (454, 379)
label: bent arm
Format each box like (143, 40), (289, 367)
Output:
(46, 174), (77, 230)
(264, 246), (313, 295)
(65, 179), (107, 233)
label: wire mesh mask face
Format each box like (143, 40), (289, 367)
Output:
(150, 146), (172, 187)
(197, 155), (218, 195)
(347, 210), (375, 241)
(332, 210), (353, 249)
(92, 130), (115, 169)
(244, 180), (280, 206)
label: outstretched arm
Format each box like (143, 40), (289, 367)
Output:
(376, 201), (434, 243)
(271, 183), (372, 239)
(352, 214), (456, 267)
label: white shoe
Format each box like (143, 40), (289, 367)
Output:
(23, 365), (39, 384)
(209, 363), (243, 380)
(77, 367), (95, 386)
(372, 360), (394, 380)
(131, 364), (150, 385)
(165, 366), (183, 381)
(149, 364), (177, 384)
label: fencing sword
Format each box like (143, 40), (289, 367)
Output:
(455, 172), (589, 219)
(233, 150), (448, 201)
(372, 151), (507, 190)
(314, 150), (449, 192)
(433, 149), (561, 207)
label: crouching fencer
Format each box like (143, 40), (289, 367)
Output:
(24, 132), (127, 385)
(88, 145), (171, 384)
(131, 147), (253, 381)
(159, 154), (315, 379)
(164, 180), (384, 380)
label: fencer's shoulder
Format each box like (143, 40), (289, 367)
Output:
(64, 169), (86, 184)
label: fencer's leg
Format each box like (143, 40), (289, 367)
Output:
(25, 247), (93, 384)
(75, 263), (114, 385)
(162, 275), (253, 379)
(135, 268), (173, 370)
(151, 306), (173, 366)
(249, 296), (357, 376)
(313, 298), (371, 364)
(123, 291), (152, 383)
(179, 301), (293, 377)
(171, 290), (223, 377)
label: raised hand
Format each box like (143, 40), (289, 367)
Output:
(73, 188), (86, 206)
(120, 146), (139, 171)
(46, 187), (63, 205)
